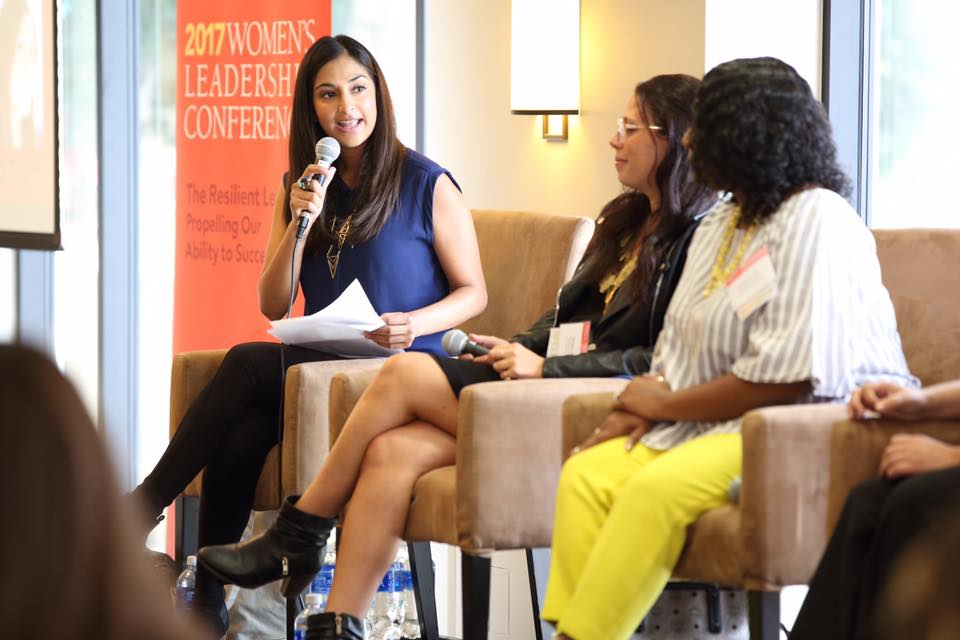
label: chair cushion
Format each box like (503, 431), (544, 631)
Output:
(404, 466), (458, 545)
(674, 505), (743, 585)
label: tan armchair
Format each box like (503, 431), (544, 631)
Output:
(169, 209), (595, 562)
(559, 228), (960, 639)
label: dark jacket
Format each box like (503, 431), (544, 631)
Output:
(509, 218), (701, 377)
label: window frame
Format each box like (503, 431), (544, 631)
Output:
(822, 0), (877, 224)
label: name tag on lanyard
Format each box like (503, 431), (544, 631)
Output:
(725, 247), (777, 320)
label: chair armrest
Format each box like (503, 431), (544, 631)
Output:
(456, 378), (627, 552)
(327, 368), (382, 446)
(283, 359), (386, 496)
(828, 417), (960, 530)
(739, 402), (849, 587)
(169, 349), (227, 439)
(561, 392), (620, 457)
(168, 349), (227, 498)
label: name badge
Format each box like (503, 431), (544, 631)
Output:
(725, 247), (777, 320)
(546, 321), (591, 357)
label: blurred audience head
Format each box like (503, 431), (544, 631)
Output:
(688, 56), (851, 224)
(0, 345), (203, 640)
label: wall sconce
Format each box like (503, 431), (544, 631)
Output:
(510, 0), (580, 141)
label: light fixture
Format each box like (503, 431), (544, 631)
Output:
(510, 0), (580, 141)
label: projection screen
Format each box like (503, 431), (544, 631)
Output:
(0, 0), (59, 250)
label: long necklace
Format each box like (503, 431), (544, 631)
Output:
(326, 214), (353, 279)
(702, 208), (757, 297)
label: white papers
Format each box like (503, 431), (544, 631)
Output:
(268, 279), (399, 358)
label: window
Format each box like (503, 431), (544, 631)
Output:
(869, 0), (959, 228)
(53, 0), (99, 416)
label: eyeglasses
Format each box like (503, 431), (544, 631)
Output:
(616, 117), (664, 141)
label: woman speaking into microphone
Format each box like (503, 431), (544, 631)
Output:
(129, 34), (486, 636)
(200, 74), (717, 639)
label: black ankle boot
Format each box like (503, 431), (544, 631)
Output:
(305, 612), (364, 639)
(198, 496), (335, 594)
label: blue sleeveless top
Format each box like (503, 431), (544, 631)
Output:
(299, 149), (455, 355)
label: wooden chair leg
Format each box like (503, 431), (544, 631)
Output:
(174, 495), (199, 566)
(409, 541), (441, 640)
(748, 590), (780, 640)
(461, 553), (491, 640)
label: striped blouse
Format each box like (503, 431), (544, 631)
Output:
(641, 188), (918, 451)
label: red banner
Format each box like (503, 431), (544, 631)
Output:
(174, 1), (332, 354)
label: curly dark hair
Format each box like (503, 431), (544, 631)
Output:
(579, 74), (717, 302)
(688, 57), (851, 224)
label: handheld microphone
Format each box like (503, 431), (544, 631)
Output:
(296, 137), (342, 239)
(442, 329), (491, 357)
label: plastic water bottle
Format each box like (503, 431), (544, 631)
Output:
(175, 555), (197, 613)
(366, 562), (401, 640)
(294, 593), (326, 640)
(397, 548), (420, 639)
(310, 546), (336, 611)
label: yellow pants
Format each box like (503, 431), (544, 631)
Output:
(541, 433), (742, 640)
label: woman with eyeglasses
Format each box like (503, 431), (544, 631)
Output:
(541, 57), (917, 640)
(198, 74), (717, 639)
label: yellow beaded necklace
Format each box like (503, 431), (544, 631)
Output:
(702, 208), (757, 297)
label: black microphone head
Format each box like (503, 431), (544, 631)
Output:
(442, 329), (468, 356)
(315, 137), (341, 167)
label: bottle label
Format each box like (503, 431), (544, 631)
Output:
(175, 587), (195, 611)
(377, 570), (394, 592)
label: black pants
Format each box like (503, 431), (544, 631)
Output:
(136, 342), (339, 553)
(791, 466), (960, 640)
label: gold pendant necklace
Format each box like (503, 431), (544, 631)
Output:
(599, 254), (638, 306)
(326, 214), (353, 279)
(702, 208), (757, 297)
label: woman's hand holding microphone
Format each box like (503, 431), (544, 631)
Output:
(289, 164), (336, 237)
(470, 336), (545, 380)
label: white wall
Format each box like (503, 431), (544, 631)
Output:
(425, 0), (824, 220)
(424, 0), (706, 218)
(704, 0), (823, 98)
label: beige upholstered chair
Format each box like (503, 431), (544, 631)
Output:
(559, 228), (960, 639)
(169, 209), (595, 561)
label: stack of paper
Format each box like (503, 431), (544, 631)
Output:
(268, 279), (400, 358)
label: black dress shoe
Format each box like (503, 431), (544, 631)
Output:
(305, 612), (364, 639)
(198, 496), (335, 596)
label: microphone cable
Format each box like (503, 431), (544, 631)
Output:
(277, 223), (307, 506)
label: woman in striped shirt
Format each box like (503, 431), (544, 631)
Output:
(541, 57), (917, 640)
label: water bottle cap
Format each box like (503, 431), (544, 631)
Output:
(304, 593), (324, 606)
(186, 555), (197, 568)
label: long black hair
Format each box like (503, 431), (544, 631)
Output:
(578, 74), (717, 302)
(285, 35), (406, 250)
(687, 57), (851, 224)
